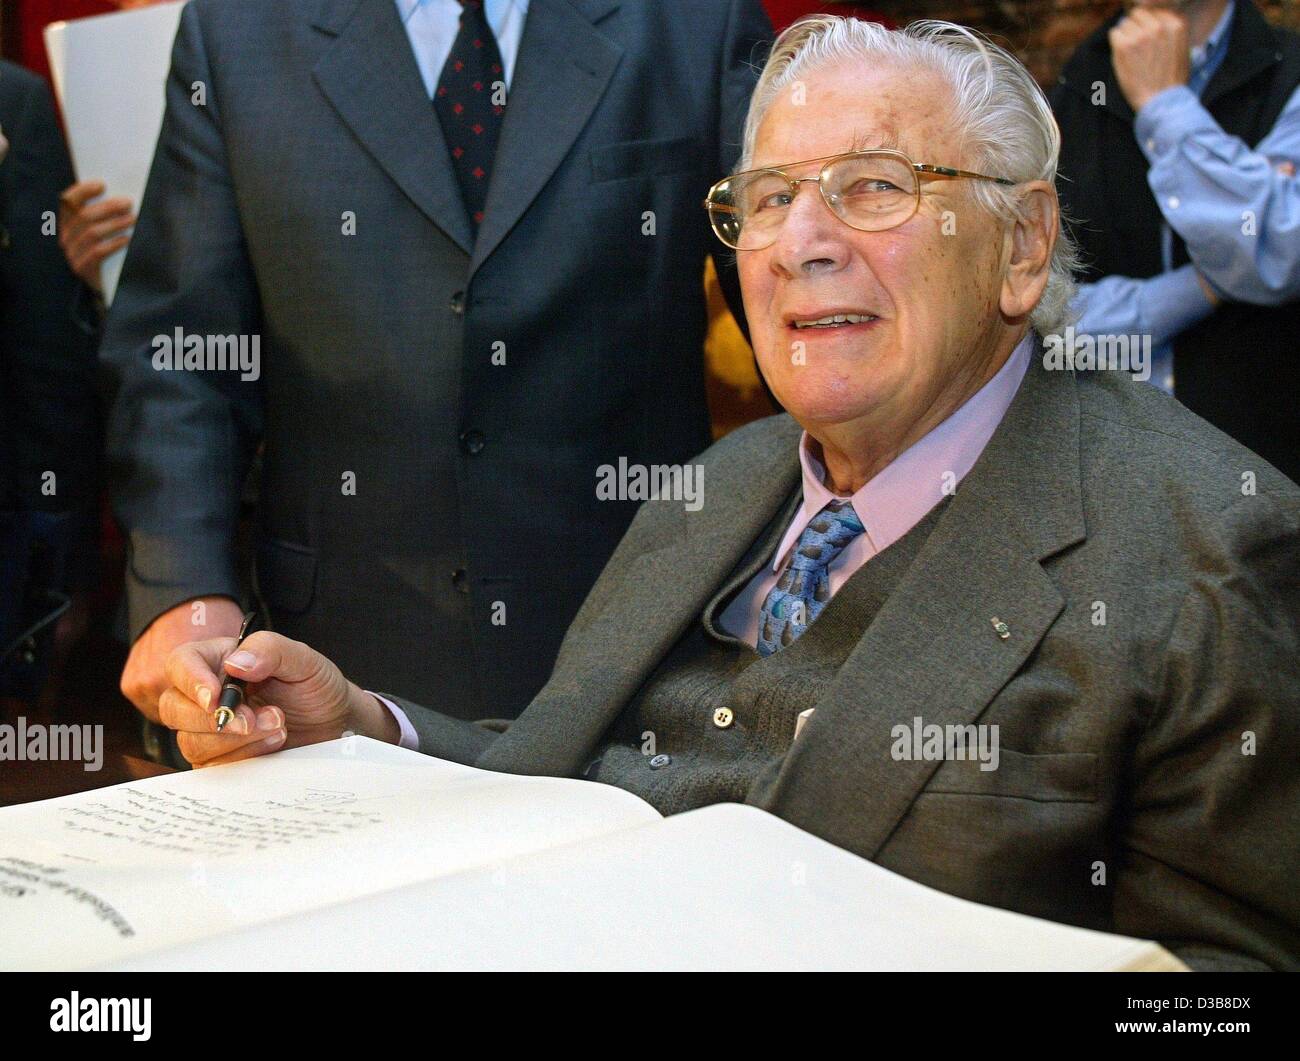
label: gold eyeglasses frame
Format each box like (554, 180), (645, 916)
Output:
(703, 149), (1017, 251)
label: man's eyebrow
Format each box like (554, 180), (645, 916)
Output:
(848, 129), (902, 152)
(741, 128), (905, 173)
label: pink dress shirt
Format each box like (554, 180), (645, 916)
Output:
(716, 334), (1033, 646)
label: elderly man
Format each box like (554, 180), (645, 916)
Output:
(156, 18), (1300, 971)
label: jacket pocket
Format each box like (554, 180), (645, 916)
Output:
(255, 537), (317, 615)
(924, 749), (1098, 803)
(589, 136), (704, 183)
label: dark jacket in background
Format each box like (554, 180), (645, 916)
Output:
(101, 0), (771, 718)
(1052, 0), (1300, 484)
(0, 61), (98, 690)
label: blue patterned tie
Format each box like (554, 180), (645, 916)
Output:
(757, 501), (865, 656)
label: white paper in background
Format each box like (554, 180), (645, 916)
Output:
(44, 1), (186, 304)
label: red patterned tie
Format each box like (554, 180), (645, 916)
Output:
(432, 0), (506, 234)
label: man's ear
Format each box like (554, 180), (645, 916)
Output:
(1000, 181), (1058, 321)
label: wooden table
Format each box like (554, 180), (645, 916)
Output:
(0, 753), (175, 807)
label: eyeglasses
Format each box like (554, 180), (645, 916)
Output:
(704, 149), (1015, 251)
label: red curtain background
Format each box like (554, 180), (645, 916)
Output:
(12, 0), (117, 80)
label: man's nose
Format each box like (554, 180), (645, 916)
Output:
(770, 180), (849, 277)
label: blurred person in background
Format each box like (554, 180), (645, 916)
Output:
(0, 59), (99, 705)
(1054, 0), (1300, 482)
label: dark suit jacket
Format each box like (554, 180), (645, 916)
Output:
(391, 349), (1300, 971)
(0, 61), (98, 522)
(101, 0), (770, 716)
(0, 61), (99, 679)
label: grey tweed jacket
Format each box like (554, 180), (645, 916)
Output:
(388, 349), (1300, 971)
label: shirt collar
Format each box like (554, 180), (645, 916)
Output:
(772, 332), (1034, 573)
(1190, 0), (1234, 70)
(398, 0), (529, 22)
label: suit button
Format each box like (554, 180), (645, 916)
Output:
(451, 568), (469, 593)
(450, 290), (466, 315)
(459, 430), (485, 455)
(648, 754), (671, 770)
(712, 707), (734, 729)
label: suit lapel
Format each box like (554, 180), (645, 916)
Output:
(762, 351), (1087, 858)
(479, 415), (804, 776)
(310, 0), (475, 254)
(468, 0), (623, 276)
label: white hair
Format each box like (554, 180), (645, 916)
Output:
(741, 17), (1080, 338)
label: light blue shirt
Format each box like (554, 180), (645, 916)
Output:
(1069, 1), (1300, 393)
(1140, 82), (1300, 308)
(395, 0), (530, 98)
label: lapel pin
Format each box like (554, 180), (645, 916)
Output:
(991, 617), (1011, 640)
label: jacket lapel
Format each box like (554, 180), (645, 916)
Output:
(479, 415), (804, 776)
(761, 351), (1086, 858)
(310, 0), (475, 254)
(468, 0), (623, 276)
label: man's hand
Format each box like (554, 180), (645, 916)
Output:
(1110, 7), (1191, 114)
(57, 180), (135, 291)
(121, 596), (245, 722)
(159, 631), (400, 768)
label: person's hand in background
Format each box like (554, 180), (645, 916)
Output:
(57, 180), (134, 291)
(159, 631), (400, 767)
(1110, 6), (1190, 114)
(121, 596), (245, 722)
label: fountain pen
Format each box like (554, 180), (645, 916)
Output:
(214, 610), (257, 732)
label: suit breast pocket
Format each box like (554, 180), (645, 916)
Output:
(924, 749), (1098, 803)
(589, 136), (705, 183)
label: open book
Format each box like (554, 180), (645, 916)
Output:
(0, 737), (1185, 971)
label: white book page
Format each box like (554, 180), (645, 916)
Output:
(0, 737), (659, 970)
(44, 1), (187, 303)
(110, 802), (1186, 971)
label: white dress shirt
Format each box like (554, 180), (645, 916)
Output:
(395, 0), (529, 97)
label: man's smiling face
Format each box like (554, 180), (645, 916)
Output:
(738, 61), (1013, 449)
